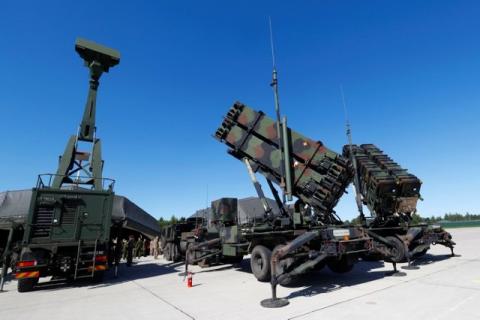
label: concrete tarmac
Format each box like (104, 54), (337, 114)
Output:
(1, 228), (479, 320)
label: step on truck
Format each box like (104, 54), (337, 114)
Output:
(14, 38), (120, 292)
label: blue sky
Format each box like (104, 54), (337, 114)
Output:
(0, 1), (478, 220)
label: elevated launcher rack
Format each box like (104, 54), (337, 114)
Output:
(215, 101), (352, 223)
(342, 144), (422, 223)
(214, 102), (374, 308)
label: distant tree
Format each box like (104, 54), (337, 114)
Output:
(158, 217), (169, 228)
(410, 212), (423, 224)
(347, 216), (364, 225)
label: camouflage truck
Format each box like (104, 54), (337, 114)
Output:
(15, 176), (115, 292)
(342, 144), (455, 262)
(12, 38), (120, 292)
(160, 217), (211, 263)
(185, 102), (374, 288)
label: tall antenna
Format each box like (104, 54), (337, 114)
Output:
(268, 17), (288, 203)
(340, 85), (365, 223)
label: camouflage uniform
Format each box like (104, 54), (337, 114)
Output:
(126, 236), (135, 266)
(135, 237), (143, 259)
(152, 236), (159, 259)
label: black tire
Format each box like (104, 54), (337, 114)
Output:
(164, 243), (172, 261)
(250, 245), (272, 282)
(327, 256), (355, 274)
(18, 278), (38, 293)
(385, 236), (406, 263)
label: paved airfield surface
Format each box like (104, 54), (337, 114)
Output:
(1, 228), (479, 320)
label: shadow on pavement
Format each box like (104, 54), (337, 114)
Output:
(232, 258), (395, 300)
(411, 253), (453, 266)
(285, 262), (389, 300)
(23, 259), (182, 292)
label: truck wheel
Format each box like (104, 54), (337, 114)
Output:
(327, 256), (355, 274)
(164, 243), (172, 261)
(385, 236), (406, 263)
(250, 245), (272, 282)
(18, 278), (38, 293)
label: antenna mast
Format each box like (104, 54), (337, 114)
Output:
(341, 86), (366, 223)
(269, 17), (292, 203)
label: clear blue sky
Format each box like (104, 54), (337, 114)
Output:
(1, 1), (478, 220)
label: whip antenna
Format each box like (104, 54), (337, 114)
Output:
(268, 17), (291, 203)
(341, 85), (366, 223)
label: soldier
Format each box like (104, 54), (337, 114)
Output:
(135, 235), (143, 259)
(153, 236), (160, 259)
(126, 235), (135, 267)
(143, 238), (148, 257)
(149, 238), (155, 256)
(122, 238), (128, 260)
(113, 237), (123, 277)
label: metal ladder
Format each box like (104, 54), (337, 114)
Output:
(74, 239), (98, 280)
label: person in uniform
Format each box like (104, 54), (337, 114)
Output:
(126, 235), (135, 267)
(135, 235), (143, 259)
(153, 236), (159, 259)
(122, 238), (128, 260)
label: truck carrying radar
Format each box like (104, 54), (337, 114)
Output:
(0, 38), (159, 293)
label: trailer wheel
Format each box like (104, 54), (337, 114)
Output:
(164, 243), (172, 261)
(327, 256), (355, 274)
(385, 236), (406, 263)
(250, 245), (271, 282)
(18, 278), (38, 293)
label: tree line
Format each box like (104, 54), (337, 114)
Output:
(345, 212), (479, 225)
(159, 212), (479, 227)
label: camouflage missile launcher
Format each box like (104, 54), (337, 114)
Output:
(211, 102), (373, 293)
(342, 144), (421, 222)
(343, 144), (455, 262)
(215, 101), (352, 222)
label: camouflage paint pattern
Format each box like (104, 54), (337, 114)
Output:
(342, 144), (421, 217)
(215, 102), (352, 217)
(211, 198), (238, 225)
